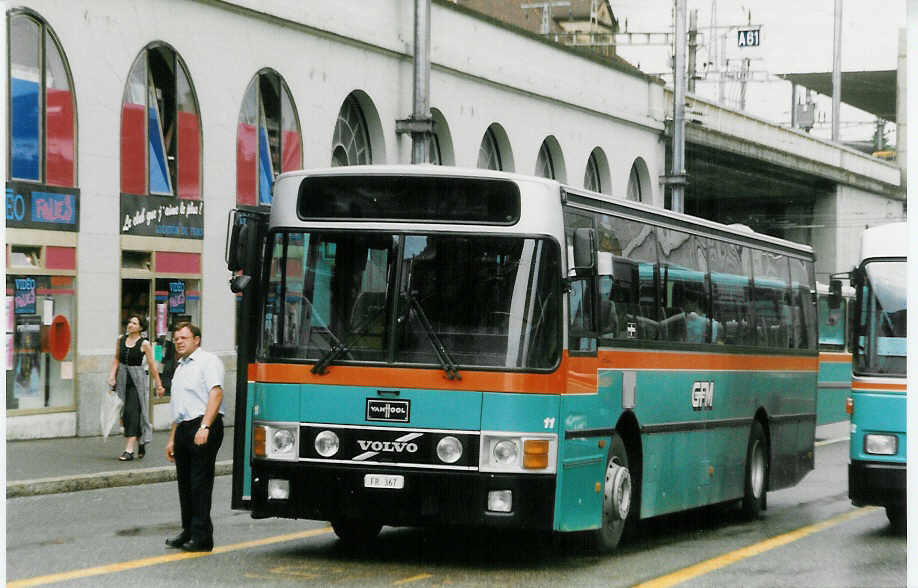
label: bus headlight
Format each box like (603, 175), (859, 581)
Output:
(437, 436), (463, 463)
(481, 433), (557, 473)
(864, 434), (897, 455)
(493, 439), (520, 465)
(253, 423), (299, 461)
(271, 427), (297, 459)
(314, 430), (340, 457)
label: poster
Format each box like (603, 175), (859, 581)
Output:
(14, 316), (41, 399)
(14, 277), (36, 314)
(169, 281), (186, 314)
(156, 303), (167, 336)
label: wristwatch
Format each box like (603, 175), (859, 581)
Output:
(199, 424), (210, 431)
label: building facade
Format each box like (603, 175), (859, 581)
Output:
(4, 0), (666, 439)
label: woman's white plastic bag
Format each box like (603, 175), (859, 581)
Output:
(100, 389), (123, 440)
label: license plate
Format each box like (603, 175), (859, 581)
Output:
(364, 474), (404, 489)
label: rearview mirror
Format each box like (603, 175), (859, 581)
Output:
(572, 227), (596, 277)
(229, 274), (252, 293)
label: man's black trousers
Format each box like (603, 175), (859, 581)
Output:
(174, 415), (224, 544)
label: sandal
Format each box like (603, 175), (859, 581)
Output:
(138, 444), (146, 459)
(119, 451), (134, 461)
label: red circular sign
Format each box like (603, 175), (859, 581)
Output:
(48, 315), (71, 361)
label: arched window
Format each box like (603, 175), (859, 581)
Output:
(584, 152), (601, 192)
(535, 141), (555, 179)
(121, 45), (201, 199)
(331, 94), (371, 166)
(478, 127), (502, 171)
(236, 70), (302, 207)
(9, 11), (76, 187)
(430, 108), (455, 166)
(627, 160), (644, 202)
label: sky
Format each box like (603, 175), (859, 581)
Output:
(608, 0), (906, 143)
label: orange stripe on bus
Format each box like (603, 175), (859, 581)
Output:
(819, 352), (852, 363)
(248, 350), (817, 394)
(851, 381), (907, 391)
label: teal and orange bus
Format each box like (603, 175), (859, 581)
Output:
(227, 166), (818, 551)
(816, 281), (854, 425)
(834, 222), (907, 530)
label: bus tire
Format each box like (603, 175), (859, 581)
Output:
(593, 433), (633, 553)
(331, 519), (382, 544)
(886, 505), (906, 533)
(741, 421), (768, 520)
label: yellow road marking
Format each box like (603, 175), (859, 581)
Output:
(394, 573), (434, 585)
(634, 507), (879, 588)
(8, 526), (334, 587)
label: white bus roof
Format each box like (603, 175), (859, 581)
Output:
(272, 165), (813, 257)
(860, 222), (907, 260)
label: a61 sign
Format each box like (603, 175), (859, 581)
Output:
(737, 28), (760, 47)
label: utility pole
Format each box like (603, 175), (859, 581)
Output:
(831, 0), (842, 142)
(670, 0), (687, 213)
(521, 1), (571, 35)
(688, 9), (698, 94)
(396, 0), (434, 163)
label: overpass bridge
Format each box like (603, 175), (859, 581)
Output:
(663, 90), (904, 281)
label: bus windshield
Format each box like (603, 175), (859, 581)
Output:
(260, 230), (561, 371)
(853, 259), (906, 376)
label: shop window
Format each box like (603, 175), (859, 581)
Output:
(120, 44), (201, 199)
(8, 11), (76, 187)
(236, 70), (303, 207)
(331, 94), (371, 167)
(9, 245), (41, 269)
(152, 278), (201, 397)
(122, 250), (152, 271)
(6, 275), (76, 410)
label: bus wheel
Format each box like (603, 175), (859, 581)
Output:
(741, 421), (767, 520)
(886, 505), (906, 533)
(594, 434), (632, 553)
(331, 519), (382, 544)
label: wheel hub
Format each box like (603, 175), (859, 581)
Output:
(604, 460), (631, 522)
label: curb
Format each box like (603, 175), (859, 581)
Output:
(7, 460), (233, 498)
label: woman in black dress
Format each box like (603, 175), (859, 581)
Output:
(107, 315), (166, 460)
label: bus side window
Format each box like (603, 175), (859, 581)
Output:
(751, 250), (791, 349)
(789, 257), (817, 350)
(657, 228), (711, 344)
(709, 241), (753, 346)
(596, 214), (658, 343)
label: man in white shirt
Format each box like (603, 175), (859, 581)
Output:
(164, 322), (225, 552)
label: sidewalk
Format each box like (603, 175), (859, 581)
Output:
(6, 427), (235, 498)
(6, 421), (850, 498)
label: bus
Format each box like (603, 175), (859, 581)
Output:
(832, 222), (907, 530)
(226, 166), (819, 551)
(816, 281), (854, 425)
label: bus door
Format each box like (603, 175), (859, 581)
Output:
(227, 209), (268, 510)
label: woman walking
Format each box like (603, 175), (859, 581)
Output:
(107, 315), (166, 460)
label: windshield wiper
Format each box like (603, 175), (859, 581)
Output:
(311, 301), (387, 375)
(403, 291), (461, 380)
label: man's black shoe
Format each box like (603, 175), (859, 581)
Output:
(180, 538), (214, 552)
(165, 532), (189, 548)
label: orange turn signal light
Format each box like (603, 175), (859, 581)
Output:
(253, 426), (266, 457)
(523, 439), (549, 469)
(845, 397), (854, 416)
